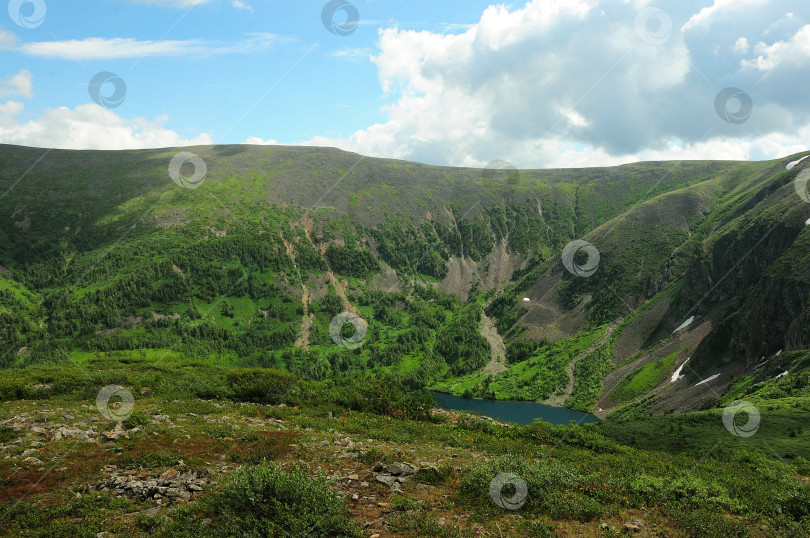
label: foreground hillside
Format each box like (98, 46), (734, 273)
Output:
(0, 355), (808, 537)
(1, 144), (808, 417)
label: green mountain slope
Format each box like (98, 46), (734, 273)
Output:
(0, 143), (808, 418)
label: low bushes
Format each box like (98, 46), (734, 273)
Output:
(225, 367), (299, 405)
(457, 454), (606, 522)
(0, 359), (435, 425)
(161, 463), (361, 537)
(319, 373), (434, 421)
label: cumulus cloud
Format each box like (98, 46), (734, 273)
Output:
(682, 0), (770, 30)
(0, 70), (33, 99)
(299, 0), (810, 168)
(244, 136), (278, 145)
(0, 102), (212, 150)
(734, 37), (750, 54)
(744, 24), (810, 71)
(0, 29), (18, 49)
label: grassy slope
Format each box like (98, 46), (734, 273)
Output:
(0, 143), (808, 419)
(0, 354), (808, 537)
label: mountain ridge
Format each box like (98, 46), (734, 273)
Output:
(0, 143), (808, 419)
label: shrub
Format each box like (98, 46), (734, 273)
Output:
(123, 410), (150, 429)
(628, 474), (734, 511)
(0, 377), (27, 401)
(208, 463), (361, 537)
(225, 368), (299, 405)
(518, 421), (623, 454)
(0, 426), (17, 444)
(457, 454), (605, 521)
(414, 465), (454, 485)
(321, 373), (434, 421)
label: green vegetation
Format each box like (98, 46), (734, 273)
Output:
(1, 145), (807, 418)
(434, 326), (605, 402)
(163, 464), (361, 537)
(1, 144), (809, 534)
(0, 353), (807, 536)
(432, 298), (490, 376)
(611, 349), (681, 403)
(568, 343), (614, 411)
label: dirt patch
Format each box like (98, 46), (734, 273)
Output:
(153, 208), (188, 228)
(206, 227), (227, 237)
(295, 310), (313, 349)
(372, 263), (400, 292)
(519, 269), (589, 343)
(152, 312), (180, 321)
(438, 256), (479, 301)
(613, 297), (671, 362)
(326, 271), (356, 314)
(479, 313), (507, 376)
(294, 285), (312, 348)
(438, 239), (528, 301)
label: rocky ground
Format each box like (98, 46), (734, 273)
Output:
(0, 397), (671, 537)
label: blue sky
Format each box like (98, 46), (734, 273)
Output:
(1, 0), (809, 167)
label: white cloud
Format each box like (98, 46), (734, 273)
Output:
(18, 34), (281, 60)
(244, 137), (278, 145)
(734, 37), (750, 54)
(0, 70), (33, 99)
(743, 24), (810, 71)
(304, 0), (696, 167)
(299, 0), (810, 168)
(0, 101), (25, 128)
(558, 107), (590, 128)
(232, 0), (252, 11)
(331, 47), (375, 62)
(682, 0), (770, 31)
(0, 29), (18, 49)
(0, 101), (212, 150)
(20, 37), (205, 60)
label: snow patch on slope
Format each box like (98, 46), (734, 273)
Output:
(671, 357), (689, 383)
(673, 316), (695, 333)
(786, 155), (809, 170)
(694, 373), (720, 387)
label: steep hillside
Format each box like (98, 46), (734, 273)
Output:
(0, 143), (808, 418)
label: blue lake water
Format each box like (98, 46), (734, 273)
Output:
(430, 391), (600, 426)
